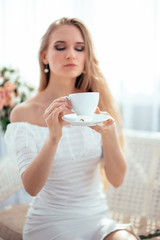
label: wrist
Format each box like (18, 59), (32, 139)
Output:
(47, 134), (60, 145)
(102, 125), (120, 147)
(101, 123), (117, 138)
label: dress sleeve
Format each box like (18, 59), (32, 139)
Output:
(4, 123), (38, 176)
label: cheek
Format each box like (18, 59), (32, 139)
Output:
(81, 55), (86, 68)
(49, 51), (63, 64)
(78, 53), (85, 66)
(54, 51), (62, 58)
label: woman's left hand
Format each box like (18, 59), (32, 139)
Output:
(90, 107), (126, 188)
(89, 107), (116, 137)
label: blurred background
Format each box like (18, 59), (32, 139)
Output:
(0, 0), (160, 132)
(0, 1), (160, 229)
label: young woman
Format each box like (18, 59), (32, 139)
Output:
(5, 17), (139, 240)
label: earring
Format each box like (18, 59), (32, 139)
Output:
(44, 64), (49, 73)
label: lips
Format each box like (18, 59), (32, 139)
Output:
(64, 63), (77, 67)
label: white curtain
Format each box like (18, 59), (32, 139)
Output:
(0, 0), (160, 132)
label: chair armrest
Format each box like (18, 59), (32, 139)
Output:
(0, 155), (23, 203)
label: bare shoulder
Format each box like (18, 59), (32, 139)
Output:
(10, 100), (37, 123)
(9, 92), (45, 124)
(10, 92), (51, 126)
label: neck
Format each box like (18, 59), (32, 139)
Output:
(42, 75), (78, 99)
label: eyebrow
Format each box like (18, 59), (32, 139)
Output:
(54, 41), (85, 44)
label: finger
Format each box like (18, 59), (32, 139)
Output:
(52, 105), (65, 122)
(104, 117), (115, 125)
(63, 107), (73, 116)
(45, 97), (71, 113)
(44, 102), (71, 118)
(45, 100), (67, 113)
(94, 107), (101, 114)
(45, 113), (53, 124)
(89, 125), (102, 132)
(44, 104), (63, 120)
(64, 96), (72, 107)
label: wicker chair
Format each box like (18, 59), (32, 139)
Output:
(0, 129), (160, 239)
(0, 155), (29, 240)
(106, 130), (160, 240)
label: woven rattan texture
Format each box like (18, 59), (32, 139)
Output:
(0, 156), (23, 203)
(107, 130), (160, 237)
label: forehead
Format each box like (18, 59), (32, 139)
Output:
(50, 24), (84, 43)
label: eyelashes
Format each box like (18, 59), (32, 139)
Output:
(55, 46), (65, 51)
(76, 47), (85, 52)
(55, 45), (85, 52)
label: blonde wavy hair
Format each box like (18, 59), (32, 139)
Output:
(38, 17), (124, 188)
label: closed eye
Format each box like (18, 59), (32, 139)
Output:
(75, 46), (85, 52)
(54, 43), (85, 52)
(55, 45), (65, 51)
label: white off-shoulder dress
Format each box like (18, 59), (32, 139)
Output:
(5, 122), (138, 240)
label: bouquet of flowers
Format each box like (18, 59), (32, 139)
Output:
(0, 66), (35, 133)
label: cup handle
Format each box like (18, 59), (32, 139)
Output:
(65, 96), (70, 100)
(65, 96), (75, 113)
(65, 96), (71, 104)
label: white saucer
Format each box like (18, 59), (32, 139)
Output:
(62, 113), (110, 126)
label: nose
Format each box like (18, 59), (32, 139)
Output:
(65, 47), (76, 59)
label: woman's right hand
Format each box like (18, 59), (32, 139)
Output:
(43, 97), (72, 143)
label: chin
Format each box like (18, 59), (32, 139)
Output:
(63, 72), (81, 79)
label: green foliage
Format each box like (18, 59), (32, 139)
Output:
(0, 66), (35, 133)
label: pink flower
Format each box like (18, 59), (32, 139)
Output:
(0, 87), (5, 109)
(0, 82), (17, 109)
(4, 82), (17, 91)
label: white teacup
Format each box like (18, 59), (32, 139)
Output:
(69, 92), (99, 116)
